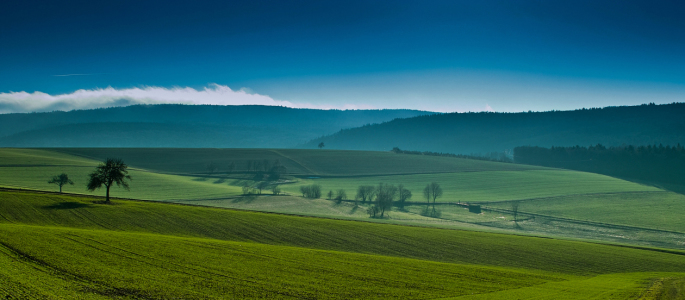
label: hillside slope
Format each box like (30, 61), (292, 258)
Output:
(1, 190), (685, 299)
(0, 104), (430, 148)
(303, 103), (685, 154)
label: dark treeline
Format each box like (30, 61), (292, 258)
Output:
(391, 147), (513, 163)
(305, 103), (685, 154)
(514, 144), (685, 193)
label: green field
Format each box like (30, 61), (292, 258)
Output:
(2, 148), (685, 250)
(1, 190), (685, 298)
(0, 149), (242, 200)
(50, 148), (542, 175)
(485, 192), (685, 232)
(281, 170), (662, 203)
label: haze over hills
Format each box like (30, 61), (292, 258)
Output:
(3, 102), (684, 152)
(303, 103), (685, 154)
(0, 104), (430, 148)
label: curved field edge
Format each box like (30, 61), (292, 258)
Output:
(2, 190), (685, 277)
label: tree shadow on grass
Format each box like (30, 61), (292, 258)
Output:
(43, 202), (91, 210)
(192, 177), (209, 182)
(213, 177), (227, 184)
(348, 205), (359, 215)
(231, 194), (258, 204)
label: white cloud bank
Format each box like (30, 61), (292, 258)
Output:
(0, 84), (338, 114)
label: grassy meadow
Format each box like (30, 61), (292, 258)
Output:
(2, 148), (685, 250)
(1, 189), (685, 298)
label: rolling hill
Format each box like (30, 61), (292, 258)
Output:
(1, 189), (685, 298)
(0, 104), (431, 148)
(3, 148), (685, 250)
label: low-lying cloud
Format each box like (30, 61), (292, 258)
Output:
(0, 84), (306, 114)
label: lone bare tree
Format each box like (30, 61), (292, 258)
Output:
(423, 182), (443, 216)
(48, 173), (73, 193)
(86, 158), (132, 203)
(423, 182), (443, 206)
(318, 142), (325, 149)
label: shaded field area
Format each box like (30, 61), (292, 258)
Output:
(0, 149), (242, 200)
(50, 148), (542, 176)
(2, 190), (685, 298)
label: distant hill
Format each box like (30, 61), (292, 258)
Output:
(0, 105), (431, 148)
(515, 144), (685, 194)
(302, 103), (685, 154)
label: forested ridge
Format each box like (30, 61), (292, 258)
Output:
(304, 103), (685, 154)
(514, 144), (685, 194)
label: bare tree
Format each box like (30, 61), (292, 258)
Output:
(272, 185), (281, 195)
(335, 189), (347, 203)
(242, 182), (251, 195)
(300, 185), (310, 197)
(257, 181), (269, 194)
(366, 205), (379, 218)
(48, 173), (73, 193)
(310, 184), (322, 198)
(397, 184), (412, 209)
(299, 184), (322, 198)
(86, 158), (132, 203)
(423, 182), (443, 207)
(318, 142), (325, 149)
(375, 183), (397, 218)
(355, 185), (376, 204)
(327, 190), (334, 200)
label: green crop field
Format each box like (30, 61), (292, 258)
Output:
(1, 189), (685, 298)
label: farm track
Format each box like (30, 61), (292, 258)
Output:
(480, 205), (685, 236)
(477, 190), (670, 205)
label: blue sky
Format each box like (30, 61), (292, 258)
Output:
(1, 0), (684, 112)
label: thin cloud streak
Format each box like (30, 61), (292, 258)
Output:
(0, 84), (377, 114)
(52, 74), (96, 77)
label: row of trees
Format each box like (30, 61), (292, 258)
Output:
(300, 184), (322, 198)
(242, 181), (282, 195)
(391, 147), (513, 163)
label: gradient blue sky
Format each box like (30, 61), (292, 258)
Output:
(1, 0), (684, 112)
